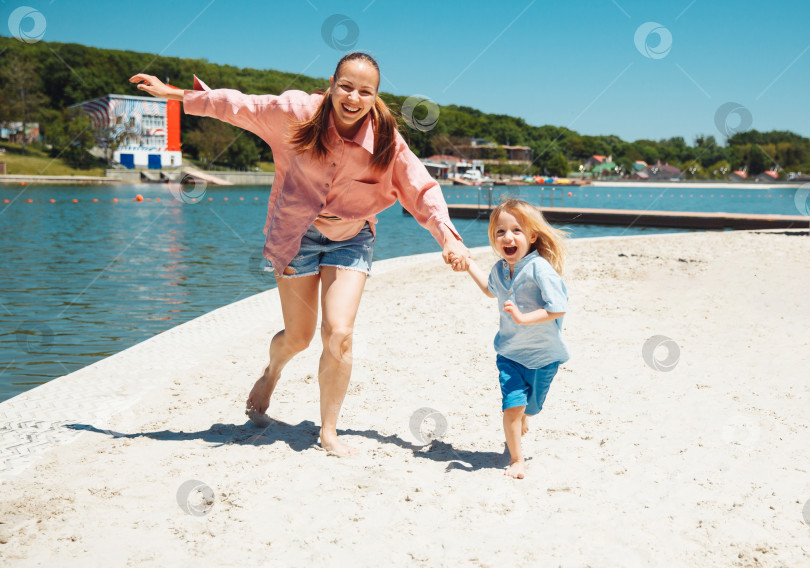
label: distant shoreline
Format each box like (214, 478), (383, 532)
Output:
(0, 174), (804, 190)
(0, 174), (114, 185)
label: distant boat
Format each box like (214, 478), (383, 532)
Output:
(503, 177), (591, 186)
(451, 168), (493, 185)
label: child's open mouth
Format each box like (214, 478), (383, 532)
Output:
(342, 104), (360, 114)
(503, 245), (517, 256)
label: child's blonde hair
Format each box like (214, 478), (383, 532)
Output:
(488, 198), (568, 275)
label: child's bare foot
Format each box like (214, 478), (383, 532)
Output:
(505, 459), (526, 479)
(521, 415), (530, 436)
(318, 430), (359, 458)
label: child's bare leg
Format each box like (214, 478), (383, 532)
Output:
(503, 406), (527, 479)
(521, 414), (530, 435)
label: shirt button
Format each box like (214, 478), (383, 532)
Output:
(324, 183), (329, 188)
(509, 291), (513, 295)
(331, 162), (337, 167)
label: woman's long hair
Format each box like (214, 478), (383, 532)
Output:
(488, 199), (569, 275)
(289, 52), (397, 171)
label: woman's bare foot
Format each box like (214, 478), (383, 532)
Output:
(318, 429), (359, 457)
(505, 459), (526, 479)
(521, 415), (530, 436)
(245, 365), (281, 417)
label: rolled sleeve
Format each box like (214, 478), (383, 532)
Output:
(391, 140), (461, 247)
(534, 265), (568, 313)
(487, 265), (498, 296)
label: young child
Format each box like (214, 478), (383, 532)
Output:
(452, 199), (569, 479)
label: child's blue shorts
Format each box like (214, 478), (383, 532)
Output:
(496, 354), (559, 415)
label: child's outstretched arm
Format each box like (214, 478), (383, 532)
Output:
(452, 255), (494, 298)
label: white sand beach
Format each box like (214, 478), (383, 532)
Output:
(1, 229), (808, 567)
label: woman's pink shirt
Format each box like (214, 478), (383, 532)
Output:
(182, 76), (461, 271)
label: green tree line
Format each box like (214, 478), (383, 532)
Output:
(1, 35), (809, 177)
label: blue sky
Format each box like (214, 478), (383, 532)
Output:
(2, 0), (808, 143)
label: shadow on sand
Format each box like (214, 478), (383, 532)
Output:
(67, 418), (511, 473)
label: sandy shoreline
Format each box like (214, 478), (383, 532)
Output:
(1, 230), (809, 566)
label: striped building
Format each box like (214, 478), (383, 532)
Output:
(73, 94), (181, 169)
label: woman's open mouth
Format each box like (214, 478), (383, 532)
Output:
(342, 103), (360, 114)
(503, 245), (517, 256)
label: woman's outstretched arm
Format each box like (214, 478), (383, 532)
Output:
(129, 73), (312, 144)
(129, 74), (183, 101)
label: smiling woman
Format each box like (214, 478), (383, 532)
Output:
(128, 52), (469, 457)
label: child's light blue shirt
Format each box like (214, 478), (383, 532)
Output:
(487, 250), (570, 369)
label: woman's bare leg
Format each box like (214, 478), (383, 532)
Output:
(246, 272), (320, 415)
(317, 266), (367, 456)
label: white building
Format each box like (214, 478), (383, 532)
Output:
(73, 94), (182, 169)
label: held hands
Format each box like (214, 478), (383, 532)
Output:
(129, 74), (183, 101)
(443, 242), (470, 272)
(446, 251), (470, 272)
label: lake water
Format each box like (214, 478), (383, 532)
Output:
(0, 182), (804, 402)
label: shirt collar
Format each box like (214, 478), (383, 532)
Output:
(502, 250), (539, 277)
(328, 111), (375, 155)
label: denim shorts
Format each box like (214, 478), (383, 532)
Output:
(496, 354), (559, 415)
(270, 223), (374, 278)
